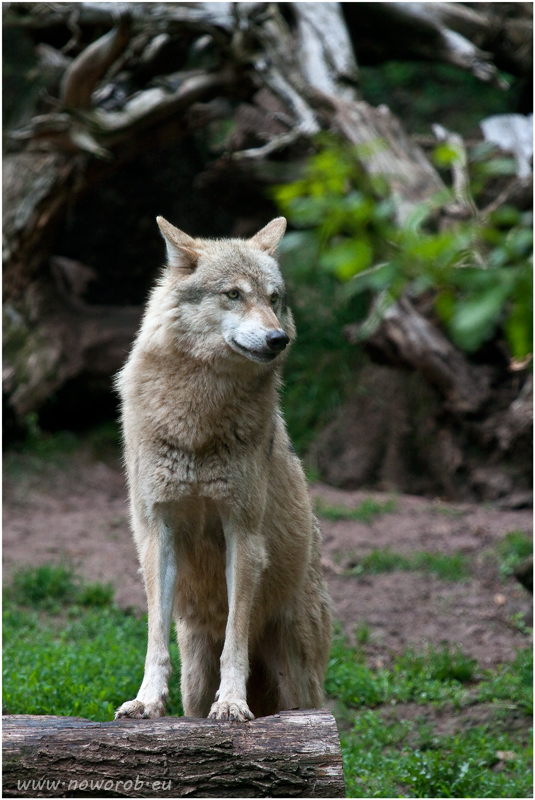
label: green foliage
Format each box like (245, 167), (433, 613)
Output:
(326, 634), (475, 710)
(351, 547), (412, 575)
(315, 496), (396, 523)
(395, 644), (477, 685)
(278, 231), (366, 453)
(354, 621), (371, 646)
(20, 413), (79, 459)
(6, 564), (114, 613)
(342, 712), (532, 799)
(84, 421), (122, 461)
(77, 582), (116, 608)
(478, 648), (533, 716)
(496, 531), (533, 580)
(8, 564), (78, 609)
(508, 611), (532, 637)
(329, 632), (532, 798)
(408, 552), (470, 581)
(274, 138), (533, 363)
(347, 547), (470, 581)
(359, 62), (519, 137)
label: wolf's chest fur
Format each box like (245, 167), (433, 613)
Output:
(150, 430), (237, 500)
(125, 354), (278, 501)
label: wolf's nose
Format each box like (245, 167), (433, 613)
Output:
(266, 330), (290, 352)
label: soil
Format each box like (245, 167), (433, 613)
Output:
(3, 447), (532, 672)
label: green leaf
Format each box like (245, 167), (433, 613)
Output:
(346, 262), (397, 295)
(477, 157), (518, 178)
(285, 196), (328, 226)
(407, 231), (455, 263)
(489, 205), (521, 228)
(504, 274), (533, 360)
(507, 227), (533, 257)
(449, 284), (509, 351)
(435, 290), (456, 324)
(343, 191), (375, 224)
(320, 238), (373, 281)
(433, 143), (461, 167)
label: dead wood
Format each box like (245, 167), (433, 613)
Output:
(2, 0), (531, 498)
(2, 710), (345, 798)
(347, 296), (491, 414)
(60, 13), (132, 110)
(478, 375), (533, 452)
(4, 276), (143, 419)
(328, 98), (445, 223)
(342, 2), (530, 83)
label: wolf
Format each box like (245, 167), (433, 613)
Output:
(115, 216), (331, 722)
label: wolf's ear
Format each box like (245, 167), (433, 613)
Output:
(249, 217), (287, 256)
(157, 216), (199, 274)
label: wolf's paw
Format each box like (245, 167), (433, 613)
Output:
(209, 699), (254, 722)
(115, 698), (166, 719)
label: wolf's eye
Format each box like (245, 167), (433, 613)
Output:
(270, 292), (279, 306)
(226, 289), (241, 300)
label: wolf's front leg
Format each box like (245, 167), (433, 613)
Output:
(209, 514), (267, 722)
(116, 511), (177, 719)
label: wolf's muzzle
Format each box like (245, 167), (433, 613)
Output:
(266, 330), (290, 353)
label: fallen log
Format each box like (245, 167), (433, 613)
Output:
(346, 295), (491, 414)
(4, 0), (529, 445)
(2, 710), (345, 798)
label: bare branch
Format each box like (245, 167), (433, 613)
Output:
(60, 13), (132, 110)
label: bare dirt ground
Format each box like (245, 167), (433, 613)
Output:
(3, 447), (532, 670)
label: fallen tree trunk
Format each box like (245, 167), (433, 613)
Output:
(347, 295), (491, 414)
(2, 710), (345, 798)
(3, 1), (532, 503)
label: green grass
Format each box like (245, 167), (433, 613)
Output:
(341, 711), (532, 798)
(326, 634), (476, 710)
(6, 564), (115, 612)
(3, 566), (183, 720)
(328, 632), (532, 797)
(347, 547), (470, 581)
(3, 566), (532, 797)
(315, 496), (397, 524)
(477, 648), (533, 716)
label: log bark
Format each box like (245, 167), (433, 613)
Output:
(2, 710), (345, 798)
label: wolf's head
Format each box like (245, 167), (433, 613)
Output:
(151, 216), (295, 369)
